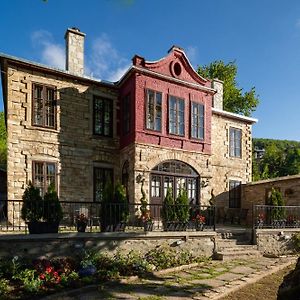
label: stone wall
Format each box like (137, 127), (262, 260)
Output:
(0, 231), (216, 259)
(243, 175), (300, 224)
(211, 113), (253, 209)
(255, 228), (300, 255)
(133, 142), (212, 205)
(6, 65), (119, 207)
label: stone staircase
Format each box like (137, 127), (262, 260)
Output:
(214, 230), (261, 261)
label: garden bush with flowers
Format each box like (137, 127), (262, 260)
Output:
(0, 247), (207, 298)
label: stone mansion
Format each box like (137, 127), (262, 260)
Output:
(0, 28), (257, 210)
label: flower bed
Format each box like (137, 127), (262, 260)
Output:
(0, 247), (208, 299)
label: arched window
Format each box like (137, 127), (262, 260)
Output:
(150, 160), (200, 205)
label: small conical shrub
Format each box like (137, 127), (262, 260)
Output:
(21, 182), (43, 222)
(162, 188), (176, 222)
(43, 183), (63, 223)
(175, 189), (189, 223)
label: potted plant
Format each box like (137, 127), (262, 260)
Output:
(75, 213), (88, 232)
(140, 210), (153, 232)
(21, 182), (63, 234)
(162, 188), (177, 231)
(100, 181), (129, 232)
(193, 213), (206, 231)
(256, 213), (265, 228)
(113, 182), (129, 231)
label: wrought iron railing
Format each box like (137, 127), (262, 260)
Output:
(253, 205), (300, 229)
(0, 200), (216, 233)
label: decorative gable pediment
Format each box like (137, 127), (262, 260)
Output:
(132, 46), (209, 87)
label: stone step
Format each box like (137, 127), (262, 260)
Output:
(216, 238), (252, 247)
(213, 249), (261, 261)
(217, 245), (258, 252)
(217, 232), (250, 240)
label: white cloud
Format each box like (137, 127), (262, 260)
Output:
(108, 65), (130, 82)
(86, 34), (130, 81)
(31, 30), (129, 81)
(31, 30), (65, 69)
(185, 46), (198, 66)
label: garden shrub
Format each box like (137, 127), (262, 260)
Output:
(21, 182), (43, 222)
(267, 188), (286, 220)
(144, 245), (202, 271)
(162, 188), (176, 223)
(101, 181), (128, 230)
(0, 278), (9, 297)
(175, 189), (190, 223)
(43, 184), (63, 223)
(13, 269), (42, 293)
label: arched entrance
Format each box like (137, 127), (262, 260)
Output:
(150, 160), (200, 207)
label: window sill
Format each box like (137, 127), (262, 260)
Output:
(139, 130), (210, 145)
(25, 124), (59, 133)
(228, 155), (242, 160)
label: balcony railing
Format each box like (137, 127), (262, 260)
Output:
(0, 200), (216, 233)
(253, 205), (300, 229)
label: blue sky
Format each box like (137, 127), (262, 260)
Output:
(0, 0), (300, 141)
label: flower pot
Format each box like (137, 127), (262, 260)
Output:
(175, 222), (188, 231)
(78, 265), (97, 277)
(196, 223), (204, 231)
(164, 221), (176, 231)
(114, 222), (126, 232)
(27, 221), (59, 234)
(77, 223), (87, 232)
(164, 221), (188, 231)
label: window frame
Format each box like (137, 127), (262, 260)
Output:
(190, 101), (205, 140)
(229, 127), (242, 158)
(229, 180), (241, 208)
(150, 160), (199, 205)
(145, 89), (162, 132)
(93, 167), (114, 202)
(32, 161), (57, 197)
(32, 83), (57, 129)
(168, 95), (185, 136)
(93, 96), (113, 137)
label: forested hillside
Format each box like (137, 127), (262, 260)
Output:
(253, 138), (300, 181)
(0, 112), (6, 169)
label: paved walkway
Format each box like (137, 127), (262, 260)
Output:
(46, 256), (297, 300)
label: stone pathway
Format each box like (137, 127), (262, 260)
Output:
(45, 256), (297, 300)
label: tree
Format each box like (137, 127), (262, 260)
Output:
(0, 112), (6, 169)
(253, 138), (300, 181)
(198, 61), (259, 116)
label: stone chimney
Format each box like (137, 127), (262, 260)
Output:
(212, 79), (224, 110)
(65, 27), (85, 76)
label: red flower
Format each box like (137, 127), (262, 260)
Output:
(195, 214), (205, 224)
(46, 267), (53, 273)
(55, 276), (61, 283)
(39, 274), (45, 280)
